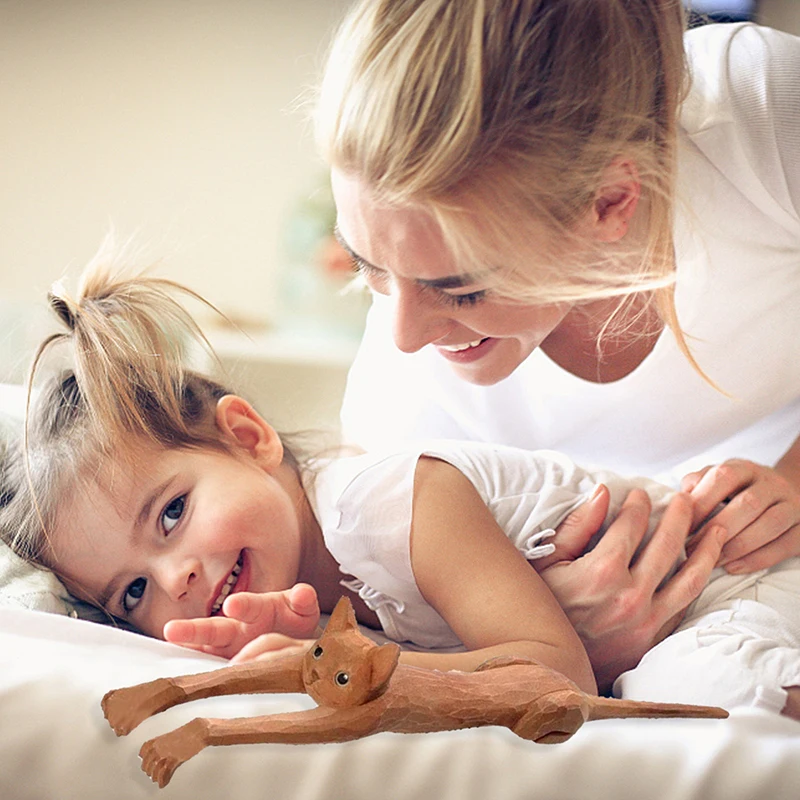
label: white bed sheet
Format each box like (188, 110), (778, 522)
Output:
(1, 607), (799, 800)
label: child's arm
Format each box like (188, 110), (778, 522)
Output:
(163, 583), (321, 660)
(183, 458), (595, 692)
(403, 456), (596, 694)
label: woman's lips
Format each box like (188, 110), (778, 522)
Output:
(435, 337), (495, 363)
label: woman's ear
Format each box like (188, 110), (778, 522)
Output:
(215, 395), (284, 469)
(589, 159), (641, 243)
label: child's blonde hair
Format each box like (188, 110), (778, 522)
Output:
(316, 0), (696, 358)
(0, 244), (255, 573)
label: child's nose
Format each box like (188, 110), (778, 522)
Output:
(157, 555), (202, 603)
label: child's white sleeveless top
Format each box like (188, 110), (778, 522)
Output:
(303, 441), (671, 649)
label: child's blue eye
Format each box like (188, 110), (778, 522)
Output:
(123, 577), (147, 612)
(161, 495), (185, 534)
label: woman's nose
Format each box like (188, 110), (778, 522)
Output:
(391, 283), (451, 354)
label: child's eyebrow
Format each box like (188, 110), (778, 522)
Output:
(97, 477), (175, 609)
(136, 478), (174, 530)
(333, 225), (486, 291)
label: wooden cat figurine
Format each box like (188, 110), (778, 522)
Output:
(102, 597), (728, 788)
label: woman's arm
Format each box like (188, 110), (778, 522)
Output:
(405, 457), (596, 694)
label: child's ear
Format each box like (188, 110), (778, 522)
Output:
(588, 158), (641, 243)
(215, 395), (283, 468)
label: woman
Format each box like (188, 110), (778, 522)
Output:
(315, 0), (800, 689)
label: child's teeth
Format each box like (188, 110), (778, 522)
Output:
(210, 557), (243, 615)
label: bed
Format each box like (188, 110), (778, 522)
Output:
(2, 383), (800, 800)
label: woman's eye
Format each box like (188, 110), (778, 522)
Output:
(351, 259), (389, 293)
(123, 577), (147, 612)
(161, 495), (186, 534)
(441, 290), (487, 308)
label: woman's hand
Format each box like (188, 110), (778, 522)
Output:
(682, 459), (800, 573)
(536, 486), (725, 693)
(163, 583), (321, 661)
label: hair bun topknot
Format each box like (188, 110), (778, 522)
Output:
(47, 281), (78, 331)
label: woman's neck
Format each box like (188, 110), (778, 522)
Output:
(541, 293), (663, 383)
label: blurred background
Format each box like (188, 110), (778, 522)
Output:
(0, 0), (797, 430)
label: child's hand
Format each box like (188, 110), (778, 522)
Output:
(163, 583), (321, 661)
(230, 633), (317, 664)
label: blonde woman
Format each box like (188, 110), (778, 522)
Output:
(316, 1), (800, 695)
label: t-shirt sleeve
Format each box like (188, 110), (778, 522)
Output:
(726, 24), (800, 224)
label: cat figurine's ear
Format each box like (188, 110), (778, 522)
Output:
(326, 596), (359, 634)
(367, 643), (400, 701)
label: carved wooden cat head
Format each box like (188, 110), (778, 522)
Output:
(301, 597), (401, 708)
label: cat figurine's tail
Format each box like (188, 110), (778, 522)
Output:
(586, 695), (728, 721)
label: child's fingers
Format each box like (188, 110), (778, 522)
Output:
(163, 616), (240, 649)
(229, 634), (310, 664)
(223, 584), (320, 639)
(286, 582), (321, 618)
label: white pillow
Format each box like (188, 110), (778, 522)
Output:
(0, 383), (78, 615)
(0, 540), (73, 614)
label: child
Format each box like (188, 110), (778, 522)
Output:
(1, 254), (798, 715)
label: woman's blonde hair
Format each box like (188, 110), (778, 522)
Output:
(0, 242), (262, 574)
(316, 0), (696, 358)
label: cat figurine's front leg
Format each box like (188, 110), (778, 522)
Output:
(103, 678), (188, 737)
(103, 654), (307, 735)
(140, 718), (211, 788)
(140, 704), (385, 787)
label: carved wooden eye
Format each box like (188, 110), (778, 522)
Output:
(312, 646), (324, 659)
(335, 671), (350, 686)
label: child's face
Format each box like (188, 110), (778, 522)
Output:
(50, 397), (306, 639)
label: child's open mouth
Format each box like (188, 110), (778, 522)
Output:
(210, 552), (244, 616)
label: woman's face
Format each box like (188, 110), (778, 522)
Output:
(331, 169), (571, 386)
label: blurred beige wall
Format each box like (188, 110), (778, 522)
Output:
(759, 0), (800, 34)
(0, 0), (351, 344)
